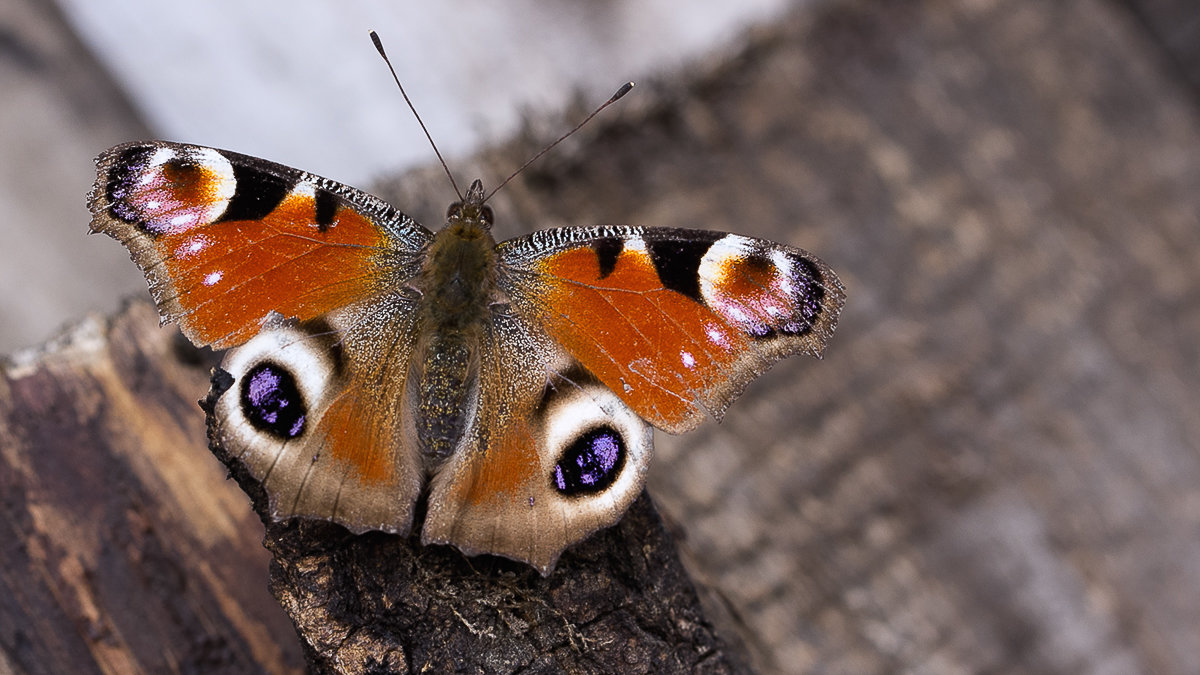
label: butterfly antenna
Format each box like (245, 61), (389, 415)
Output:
(370, 30), (463, 201)
(484, 81), (634, 202)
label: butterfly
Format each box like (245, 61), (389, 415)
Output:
(88, 137), (844, 574)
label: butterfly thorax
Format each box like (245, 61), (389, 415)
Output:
(412, 186), (499, 465)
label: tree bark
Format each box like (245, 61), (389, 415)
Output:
(5, 0), (1200, 672)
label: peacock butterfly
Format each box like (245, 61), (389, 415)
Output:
(88, 80), (843, 575)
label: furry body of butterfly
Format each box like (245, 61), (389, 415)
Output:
(414, 181), (497, 464)
(89, 141), (844, 574)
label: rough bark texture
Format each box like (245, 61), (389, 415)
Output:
(4, 0), (1200, 673)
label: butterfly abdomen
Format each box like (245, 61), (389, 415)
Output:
(412, 217), (499, 464)
(414, 334), (476, 464)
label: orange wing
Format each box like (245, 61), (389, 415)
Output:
(91, 142), (433, 535)
(89, 142), (431, 349)
(422, 311), (654, 575)
(499, 227), (844, 433)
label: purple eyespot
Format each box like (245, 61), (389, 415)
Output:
(240, 363), (306, 439)
(105, 145), (236, 236)
(552, 427), (625, 496)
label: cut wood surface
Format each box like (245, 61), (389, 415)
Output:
(0, 304), (303, 673)
(4, 0), (1200, 673)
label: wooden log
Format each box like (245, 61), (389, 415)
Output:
(0, 303), (304, 673)
(5, 0), (1200, 672)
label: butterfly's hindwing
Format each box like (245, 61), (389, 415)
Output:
(423, 309), (653, 574)
(212, 302), (425, 534)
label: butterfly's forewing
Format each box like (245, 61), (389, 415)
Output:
(498, 226), (845, 434)
(89, 142), (431, 349)
(90, 142), (434, 534)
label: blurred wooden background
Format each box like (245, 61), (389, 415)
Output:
(3, 0), (1200, 673)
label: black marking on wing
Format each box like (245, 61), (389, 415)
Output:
(314, 189), (339, 231)
(551, 426), (627, 497)
(240, 361), (308, 440)
(785, 256), (826, 336)
(591, 237), (624, 279)
(219, 158), (294, 223)
(105, 146), (157, 227)
(646, 233), (722, 302)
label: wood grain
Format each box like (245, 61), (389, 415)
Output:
(4, 0), (1200, 672)
(0, 303), (303, 673)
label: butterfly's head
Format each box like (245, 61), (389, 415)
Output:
(446, 178), (494, 230)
